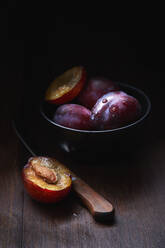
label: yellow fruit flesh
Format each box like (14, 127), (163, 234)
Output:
(25, 157), (71, 191)
(45, 66), (82, 100)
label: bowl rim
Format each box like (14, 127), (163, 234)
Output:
(40, 82), (151, 134)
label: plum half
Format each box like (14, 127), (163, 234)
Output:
(77, 77), (119, 109)
(22, 157), (72, 203)
(45, 66), (86, 104)
(53, 104), (92, 130)
(91, 91), (141, 130)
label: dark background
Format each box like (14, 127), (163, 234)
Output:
(3, 5), (165, 119)
(1, 5), (164, 143)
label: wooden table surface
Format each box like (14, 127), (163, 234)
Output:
(1, 21), (165, 247)
(1, 70), (165, 248)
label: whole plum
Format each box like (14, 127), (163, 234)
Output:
(91, 91), (141, 130)
(77, 77), (119, 109)
(53, 104), (92, 130)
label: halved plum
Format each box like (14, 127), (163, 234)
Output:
(53, 104), (92, 130)
(45, 66), (86, 104)
(22, 157), (72, 203)
(91, 91), (141, 130)
(77, 77), (119, 109)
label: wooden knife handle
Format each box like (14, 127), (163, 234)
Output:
(72, 176), (114, 221)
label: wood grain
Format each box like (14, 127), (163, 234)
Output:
(1, 25), (165, 247)
(0, 78), (23, 248)
(72, 175), (114, 221)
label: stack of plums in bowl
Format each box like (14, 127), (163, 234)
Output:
(41, 66), (151, 156)
(45, 66), (141, 130)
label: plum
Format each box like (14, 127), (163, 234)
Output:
(45, 66), (86, 104)
(53, 104), (92, 130)
(22, 157), (72, 203)
(77, 77), (119, 109)
(91, 91), (141, 130)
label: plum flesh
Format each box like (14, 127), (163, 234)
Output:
(91, 91), (141, 130)
(53, 104), (92, 130)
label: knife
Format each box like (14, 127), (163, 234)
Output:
(12, 120), (114, 221)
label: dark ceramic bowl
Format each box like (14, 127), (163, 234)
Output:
(40, 83), (151, 157)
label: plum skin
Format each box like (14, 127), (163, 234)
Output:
(53, 104), (92, 130)
(22, 159), (72, 204)
(91, 91), (141, 130)
(77, 77), (119, 109)
(22, 172), (71, 203)
(48, 67), (86, 104)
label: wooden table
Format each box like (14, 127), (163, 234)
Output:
(1, 73), (165, 248)
(1, 30), (165, 247)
